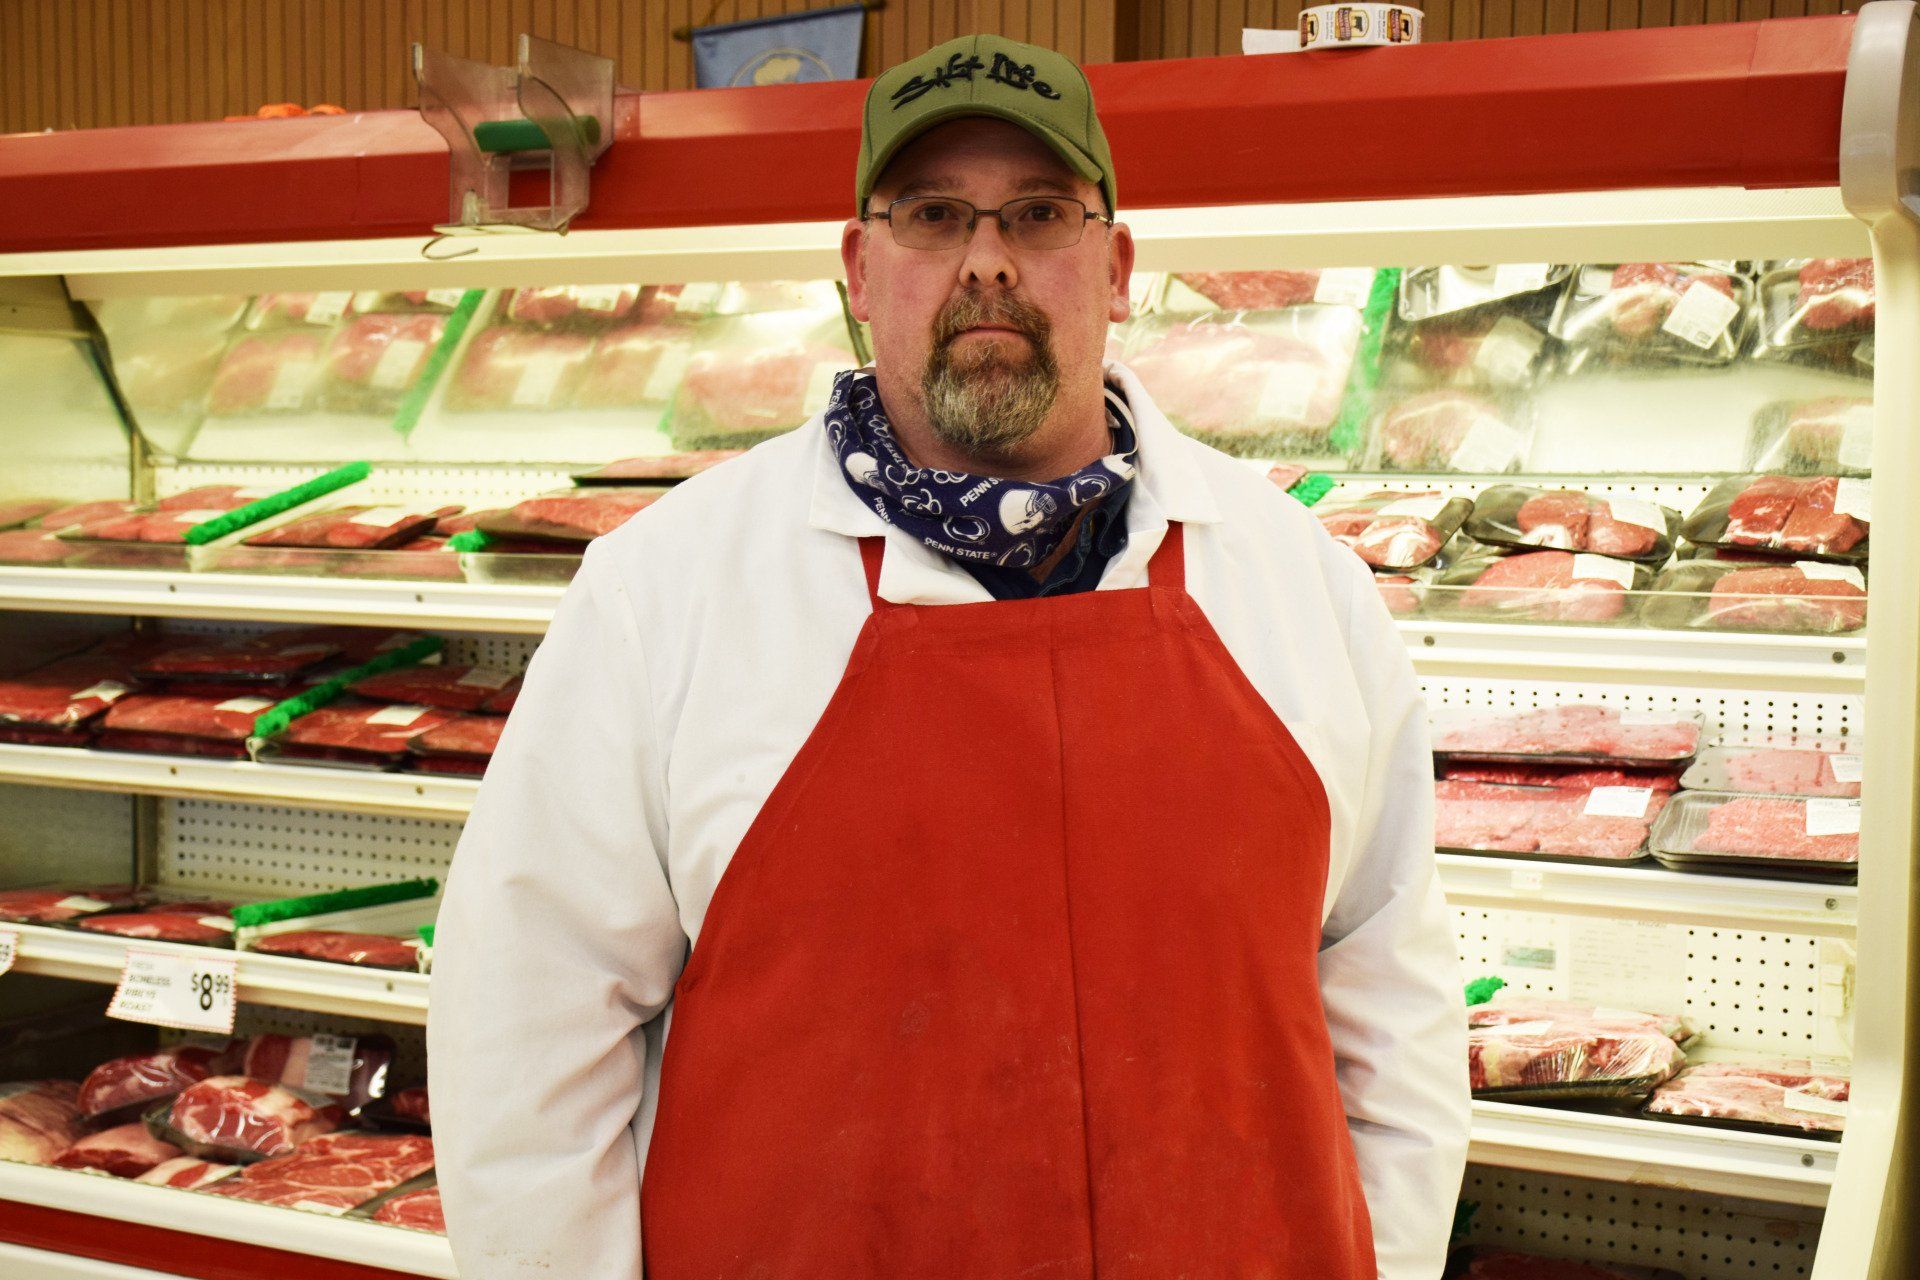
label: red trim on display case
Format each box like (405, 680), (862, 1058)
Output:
(0, 14), (1854, 253)
(0, 1197), (430, 1280)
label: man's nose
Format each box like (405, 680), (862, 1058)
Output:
(957, 213), (1019, 291)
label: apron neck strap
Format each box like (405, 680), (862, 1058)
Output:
(858, 536), (886, 607)
(857, 523), (1186, 608)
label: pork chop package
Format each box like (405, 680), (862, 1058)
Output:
(1745, 397), (1872, 478)
(347, 664), (519, 713)
(571, 450), (744, 484)
(474, 486), (667, 545)
(445, 326), (595, 413)
(78, 1042), (241, 1124)
(151, 1077), (347, 1162)
(1650, 792), (1860, 876)
(209, 1131), (435, 1214)
(1314, 490), (1469, 572)
(250, 930), (425, 972)
(1680, 738), (1861, 798)
(1431, 705), (1702, 767)
(0, 1081), (86, 1165)
(1640, 559), (1867, 636)
(1433, 779), (1666, 863)
(1681, 474), (1870, 562)
(1463, 487), (1677, 563)
(667, 311), (860, 450)
(1642, 1058), (1849, 1136)
(1159, 268), (1379, 315)
(407, 714), (506, 775)
(263, 700), (457, 769)
(0, 884), (153, 926)
(207, 331), (329, 415)
(1120, 307), (1366, 458)
(574, 320), (699, 411)
(1550, 262), (1753, 368)
(1365, 390), (1532, 474)
(1431, 548), (1651, 624)
(242, 504), (459, 551)
(0, 654), (141, 739)
(52, 1122), (185, 1178)
(1446, 1245), (1686, 1280)
(1467, 999), (1690, 1100)
(317, 312), (447, 415)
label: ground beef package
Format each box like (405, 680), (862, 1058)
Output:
(347, 664), (519, 713)
(0, 655), (140, 731)
(668, 315), (859, 450)
(1551, 262), (1752, 368)
(1679, 739), (1860, 798)
(208, 331), (328, 415)
(133, 629), (349, 683)
(1367, 390), (1532, 473)
(504, 284), (666, 329)
(571, 451), (744, 484)
(474, 487), (667, 544)
(0, 884), (153, 925)
(79, 1043), (240, 1123)
(1432, 705), (1701, 766)
(1314, 490), (1469, 571)
(408, 714), (506, 765)
(1433, 548), (1650, 624)
(319, 312), (447, 414)
(1643, 1058), (1849, 1136)
(574, 321), (697, 409)
(271, 700), (457, 767)
(1438, 762), (1681, 792)
(1640, 559), (1866, 635)
(1681, 473), (1870, 562)
(96, 692), (277, 756)
(243, 504), (460, 551)
(1434, 778), (1666, 862)
(63, 485), (273, 546)
(250, 930), (424, 972)
(1467, 999), (1690, 1100)
(447, 327), (596, 412)
(1464, 486), (1676, 563)
(0, 528), (75, 565)
(1651, 792), (1859, 875)
(1745, 397), (1872, 478)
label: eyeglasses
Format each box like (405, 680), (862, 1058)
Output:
(863, 195), (1114, 252)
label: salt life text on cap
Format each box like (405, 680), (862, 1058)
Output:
(856, 35), (1118, 217)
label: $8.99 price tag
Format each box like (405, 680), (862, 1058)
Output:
(108, 949), (238, 1034)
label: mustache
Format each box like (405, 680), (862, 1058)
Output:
(932, 291), (1052, 349)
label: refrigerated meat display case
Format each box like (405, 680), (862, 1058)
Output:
(0, 7), (1915, 1278)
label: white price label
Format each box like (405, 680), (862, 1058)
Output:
(235, 486), (280, 500)
(1570, 553), (1638, 589)
(1603, 497), (1667, 533)
(167, 510), (233, 527)
(348, 506), (418, 528)
(1312, 268), (1375, 308)
(0, 929), (15, 976)
(1448, 414), (1524, 472)
(1660, 280), (1741, 349)
(1828, 753), (1864, 784)
(456, 666), (514, 689)
(425, 289), (468, 309)
(107, 949), (238, 1034)
(56, 895), (111, 913)
(367, 704), (428, 727)
(1583, 786), (1654, 819)
(303, 293), (352, 326)
(1491, 263), (1552, 296)
(70, 680), (130, 704)
(1782, 1088), (1849, 1119)
(1472, 315), (1545, 385)
(1795, 561), (1866, 588)
(641, 346), (691, 403)
(299, 1033), (358, 1097)
(573, 285), (631, 314)
(802, 362), (843, 416)
(1378, 493), (1451, 521)
(215, 697), (274, 714)
(369, 339), (428, 391)
(674, 282), (721, 313)
(1254, 365), (1317, 423)
(1804, 797), (1862, 837)
(1834, 477), (1872, 523)
(513, 356), (569, 408)
(1838, 406), (1873, 473)
(265, 359), (318, 411)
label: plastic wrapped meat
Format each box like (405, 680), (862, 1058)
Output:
(1372, 391), (1527, 472)
(1434, 779), (1665, 860)
(247, 293), (355, 329)
(66, 485), (268, 545)
(1794, 258), (1875, 334)
(1750, 397), (1872, 477)
(1684, 474), (1869, 560)
(97, 694), (277, 757)
(575, 323), (694, 408)
(240, 1033), (393, 1110)
(53, 1123), (183, 1178)
(243, 504), (458, 551)
(1645, 1059), (1849, 1134)
(77, 908), (234, 944)
(79, 1044), (237, 1121)
(134, 631), (342, 682)
(208, 332), (327, 414)
(0, 499), (58, 530)
(0, 884), (152, 925)
(505, 284), (649, 328)
(208, 1132), (435, 1213)
(347, 664), (518, 713)
(1706, 564), (1867, 633)
(0, 528), (74, 565)
(0, 655), (139, 730)
(390, 1086), (429, 1125)
(251, 930), (423, 971)
(409, 714), (506, 762)
(1552, 263), (1749, 367)
(1314, 491), (1467, 571)
(448, 328), (595, 412)
(672, 337), (857, 449)
(37, 500), (140, 533)
(1465, 487), (1675, 562)
(1169, 271), (1324, 311)
(573, 451), (744, 483)
(136, 1155), (239, 1189)
(1606, 263), (1738, 338)
(1447, 551), (1643, 623)
(1432, 705), (1700, 764)
(0, 1081), (85, 1164)
(272, 700), (456, 765)
(1467, 1000), (1689, 1098)
(475, 488), (667, 544)
(164, 1077), (345, 1161)
(1439, 763), (1680, 793)
(374, 1184), (446, 1232)
(1689, 744), (1862, 798)
(320, 313), (445, 412)
(1690, 796), (1859, 863)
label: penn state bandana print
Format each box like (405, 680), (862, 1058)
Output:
(824, 369), (1138, 569)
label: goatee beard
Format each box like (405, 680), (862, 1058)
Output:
(920, 291), (1060, 460)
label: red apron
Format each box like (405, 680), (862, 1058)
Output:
(641, 525), (1374, 1279)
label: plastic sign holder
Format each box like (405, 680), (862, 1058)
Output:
(412, 34), (615, 237)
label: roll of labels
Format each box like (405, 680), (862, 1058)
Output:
(1298, 3), (1423, 48)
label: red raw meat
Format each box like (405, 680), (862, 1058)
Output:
(37, 500), (139, 532)
(1172, 271), (1322, 311)
(77, 910), (233, 943)
(575, 323), (690, 408)
(79, 1044), (235, 1120)
(244, 505), (456, 551)
(0, 498), (58, 529)
(248, 294), (350, 328)
(93, 730), (249, 759)
(506, 284), (644, 327)
(1607, 263), (1737, 339)
(1705, 565), (1866, 633)
(1434, 705), (1700, 762)
(411, 755), (489, 776)
(1459, 1247), (1683, 1280)
(391, 1086), (429, 1125)
(323, 313), (444, 391)
(275, 700), (456, 762)
(1376, 391), (1514, 470)
(0, 884), (151, 925)
(101, 693), (275, 745)
(347, 665), (518, 713)
(1440, 763), (1679, 792)
(69, 485), (267, 544)
(374, 1185), (446, 1232)
(1723, 748), (1859, 798)
(1433, 781), (1662, 859)
(208, 333), (326, 414)
(676, 341), (856, 439)
(135, 632), (341, 682)
(0, 656), (138, 729)
(137, 1155), (239, 1189)
(1646, 1060), (1848, 1133)
(576, 451), (744, 482)
(1692, 796), (1858, 863)
(1795, 258), (1874, 332)
(251, 930), (422, 971)
(168, 1077), (344, 1160)
(1515, 492), (1659, 558)
(53, 1123), (182, 1178)
(481, 681), (519, 714)
(1460, 552), (1629, 622)
(1265, 463), (1308, 492)
(1316, 492), (1455, 570)
(0, 1082), (85, 1164)
(410, 714), (506, 760)
(240, 1034), (393, 1110)
(1723, 475), (1866, 556)
(0, 528), (73, 564)
(476, 488), (665, 543)
(450, 328), (594, 411)
(1114, 321), (1352, 437)
(155, 486), (274, 514)
(209, 1131), (435, 1213)
(1468, 1001), (1688, 1094)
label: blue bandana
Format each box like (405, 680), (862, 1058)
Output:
(823, 369), (1139, 569)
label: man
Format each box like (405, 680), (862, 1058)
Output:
(431, 34), (1468, 1280)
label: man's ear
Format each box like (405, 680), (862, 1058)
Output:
(1107, 222), (1136, 324)
(841, 219), (872, 322)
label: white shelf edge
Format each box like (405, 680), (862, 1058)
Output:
(4, 924), (429, 1025)
(0, 1161), (455, 1278)
(0, 744), (476, 820)
(1468, 1100), (1836, 1207)
(1438, 855), (1858, 937)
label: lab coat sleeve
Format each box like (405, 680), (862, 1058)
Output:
(429, 543), (685, 1280)
(1321, 556), (1471, 1280)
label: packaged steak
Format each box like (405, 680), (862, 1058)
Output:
(1399, 264), (1570, 325)
(572, 451), (744, 484)
(667, 312), (860, 450)
(351, 289), (472, 315)
(317, 312), (447, 414)
(1120, 307), (1366, 458)
(408, 713), (506, 766)
(1639, 560), (1867, 636)
(1431, 705), (1702, 766)
(96, 693), (279, 758)
(62, 484), (276, 546)
(0, 498), (59, 530)
(370, 1181), (446, 1233)
(1432, 548), (1650, 624)
(0, 655), (140, 731)
(77, 905), (236, 946)
(1367, 390), (1531, 473)
(1434, 779), (1665, 862)
(1467, 999), (1689, 1100)
(1643, 1058), (1849, 1137)
(208, 1131), (436, 1213)
(207, 331), (328, 415)
(266, 700), (457, 768)
(1161, 268), (1378, 314)
(242, 504), (458, 551)
(0, 884), (153, 925)
(135, 1155), (240, 1189)
(504, 283), (653, 328)
(238, 1033), (394, 1111)
(1651, 792), (1859, 875)
(446, 326), (595, 412)
(0, 527), (74, 566)
(246, 292), (357, 330)
(1756, 259), (1875, 347)
(79, 1042), (240, 1123)
(1446, 1245), (1686, 1280)
(134, 631), (344, 683)
(474, 487), (667, 544)
(347, 664), (518, 713)
(0, 1081), (86, 1165)
(109, 328), (232, 415)
(52, 1122), (184, 1178)
(1372, 571), (1430, 617)
(37, 499), (142, 533)
(390, 1085), (429, 1125)
(1745, 397), (1872, 478)
(1439, 762), (1681, 792)
(249, 930), (424, 972)
(1682, 474), (1869, 562)
(1464, 486), (1677, 563)
(1314, 490), (1469, 571)
(1679, 738), (1860, 798)
(154, 1077), (346, 1162)
(1550, 262), (1753, 367)
(575, 321), (698, 409)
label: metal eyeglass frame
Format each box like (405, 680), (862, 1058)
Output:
(861, 194), (1115, 250)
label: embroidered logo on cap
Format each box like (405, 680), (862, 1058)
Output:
(890, 50), (1062, 108)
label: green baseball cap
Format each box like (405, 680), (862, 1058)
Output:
(857, 35), (1117, 217)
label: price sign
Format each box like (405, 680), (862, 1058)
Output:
(108, 949), (239, 1034)
(0, 929), (16, 976)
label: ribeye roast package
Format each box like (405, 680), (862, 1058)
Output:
(1679, 738), (1860, 798)
(1365, 390), (1532, 473)
(1431, 548), (1650, 624)
(1314, 490), (1469, 572)
(1680, 474), (1869, 562)
(1551, 262), (1753, 368)
(1640, 559), (1866, 635)
(79, 1043), (239, 1124)
(1643, 1058), (1849, 1137)
(1431, 705), (1701, 767)
(1463, 487), (1676, 563)
(1467, 998), (1691, 1100)
(1751, 258), (1875, 377)
(1433, 779), (1666, 863)
(151, 1078), (346, 1162)
(206, 1131), (436, 1213)
(1650, 792), (1860, 876)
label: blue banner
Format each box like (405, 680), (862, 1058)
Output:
(693, 5), (866, 89)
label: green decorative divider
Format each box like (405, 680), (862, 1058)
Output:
(182, 461), (372, 546)
(230, 877), (441, 929)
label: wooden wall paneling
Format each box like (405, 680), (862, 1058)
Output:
(1610, 0), (1640, 36)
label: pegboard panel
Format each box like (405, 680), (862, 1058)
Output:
(1461, 1166), (1822, 1278)
(1329, 478), (1719, 508)
(442, 633), (544, 670)
(1419, 675), (1863, 744)
(154, 462), (577, 508)
(158, 801), (460, 897)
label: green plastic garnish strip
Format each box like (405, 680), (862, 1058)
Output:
(473, 115), (602, 154)
(231, 878), (440, 929)
(390, 290), (485, 440)
(417, 923), (435, 947)
(182, 461), (372, 546)
(1288, 473), (1335, 508)
(250, 634), (445, 740)
(1464, 975), (1508, 1008)
(1326, 267), (1401, 457)
(447, 529), (493, 553)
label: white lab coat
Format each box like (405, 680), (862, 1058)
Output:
(429, 364), (1470, 1280)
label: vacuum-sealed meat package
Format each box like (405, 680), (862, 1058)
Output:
(268, 700), (456, 768)
(1680, 739), (1861, 798)
(79, 1043), (239, 1123)
(0, 655), (139, 732)
(239, 1033), (393, 1111)
(408, 714), (506, 763)
(157, 1077), (345, 1161)
(1682, 474), (1869, 562)
(1640, 559), (1866, 635)
(1464, 487), (1676, 562)
(1468, 1001), (1687, 1099)
(1434, 779), (1665, 862)
(1651, 792), (1859, 874)
(574, 321), (697, 409)
(1643, 1058), (1849, 1136)
(243, 504), (458, 551)
(0, 1081), (85, 1164)
(136, 1155), (240, 1189)
(208, 1131), (435, 1213)
(1314, 490), (1468, 571)
(474, 487), (667, 544)
(318, 312), (446, 414)
(0, 499), (59, 530)
(1745, 398), (1872, 478)
(1367, 390), (1531, 473)
(53, 1122), (184, 1178)
(1161, 269), (1377, 314)
(1432, 705), (1701, 766)
(1758, 258), (1875, 345)
(572, 451), (743, 484)
(0, 884), (152, 925)
(347, 665), (518, 713)
(96, 693), (276, 758)
(1551, 262), (1752, 367)
(668, 312), (859, 450)
(37, 500), (141, 534)
(1438, 762), (1681, 792)
(1434, 549), (1649, 623)
(246, 293), (356, 330)
(77, 907), (235, 945)
(207, 331), (328, 415)
(446, 327), (595, 412)
(0, 527), (75, 566)
(250, 930), (424, 971)
(133, 631), (343, 683)
(505, 284), (658, 328)
(63, 484), (272, 546)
